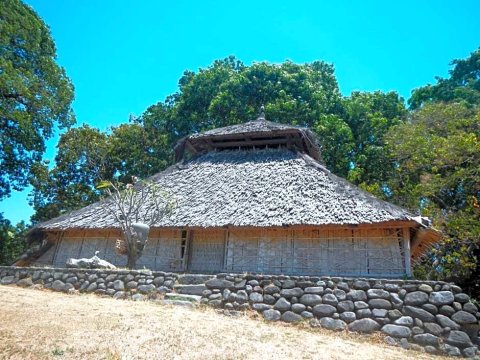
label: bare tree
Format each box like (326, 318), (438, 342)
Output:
(97, 177), (174, 269)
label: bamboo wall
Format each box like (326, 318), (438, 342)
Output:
(224, 228), (406, 276)
(34, 226), (408, 276)
(136, 229), (186, 271)
(188, 229), (225, 272)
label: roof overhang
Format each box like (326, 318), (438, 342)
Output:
(411, 227), (443, 262)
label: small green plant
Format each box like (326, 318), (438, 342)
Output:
(412, 264), (429, 280)
(470, 298), (480, 308)
(52, 348), (64, 356)
(165, 294), (196, 302)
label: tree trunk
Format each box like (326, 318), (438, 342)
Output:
(127, 250), (137, 269)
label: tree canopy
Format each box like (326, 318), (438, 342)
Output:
(0, 214), (27, 265)
(133, 58), (406, 190)
(386, 103), (480, 291)
(30, 122), (172, 222)
(0, 0), (75, 200)
(388, 48), (480, 293)
(29, 125), (112, 222)
(409, 47), (480, 109)
(140, 57), (344, 142)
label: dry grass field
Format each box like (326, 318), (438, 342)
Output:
(0, 286), (446, 360)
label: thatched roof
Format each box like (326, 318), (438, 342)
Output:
(36, 148), (418, 231)
(190, 118), (297, 138)
(174, 117), (321, 161)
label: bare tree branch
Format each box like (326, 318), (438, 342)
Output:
(96, 178), (174, 269)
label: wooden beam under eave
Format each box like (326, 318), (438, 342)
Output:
(211, 138), (290, 148)
(39, 221), (420, 239)
(143, 221), (419, 232)
(196, 129), (300, 142)
(59, 228), (122, 238)
(204, 139), (215, 151)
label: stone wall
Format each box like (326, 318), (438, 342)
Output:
(202, 273), (480, 358)
(1, 266), (479, 358)
(0, 266), (177, 301)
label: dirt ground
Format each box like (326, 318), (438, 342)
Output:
(0, 286), (445, 360)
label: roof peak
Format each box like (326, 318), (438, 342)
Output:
(256, 105), (266, 121)
(174, 112), (322, 161)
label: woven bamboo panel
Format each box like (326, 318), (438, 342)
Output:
(78, 237), (107, 259)
(366, 228), (404, 276)
(44, 226), (408, 276)
(188, 229), (225, 272)
(103, 237), (127, 268)
(224, 227), (406, 276)
(53, 236), (83, 267)
(136, 238), (161, 270)
(225, 228), (291, 274)
(149, 229), (185, 271)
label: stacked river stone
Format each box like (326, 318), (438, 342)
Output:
(201, 274), (480, 358)
(0, 266), (176, 301)
(1, 266), (479, 358)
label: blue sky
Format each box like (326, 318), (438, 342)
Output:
(1, 0), (480, 224)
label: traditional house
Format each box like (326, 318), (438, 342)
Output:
(22, 111), (441, 277)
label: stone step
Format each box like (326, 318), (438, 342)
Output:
(176, 274), (215, 285)
(173, 284), (207, 296)
(164, 292), (202, 303)
(161, 299), (196, 308)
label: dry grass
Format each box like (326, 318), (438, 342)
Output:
(0, 286), (445, 360)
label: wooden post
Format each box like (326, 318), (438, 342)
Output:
(77, 230), (86, 258)
(223, 228), (230, 272)
(51, 232), (63, 266)
(184, 229), (193, 271)
(402, 228), (412, 277)
(221, 229), (228, 271)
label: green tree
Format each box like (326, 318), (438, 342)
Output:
(315, 114), (354, 177)
(135, 56), (362, 177)
(208, 60), (343, 128)
(0, 214), (27, 265)
(409, 48), (480, 109)
(30, 121), (172, 222)
(343, 91), (408, 195)
(30, 125), (112, 222)
(0, 0), (75, 199)
(110, 121), (171, 181)
(386, 103), (480, 291)
(141, 56), (343, 145)
(173, 56), (245, 134)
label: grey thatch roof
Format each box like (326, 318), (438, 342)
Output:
(175, 118), (321, 161)
(189, 119), (302, 138)
(36, 148), (415, 231)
